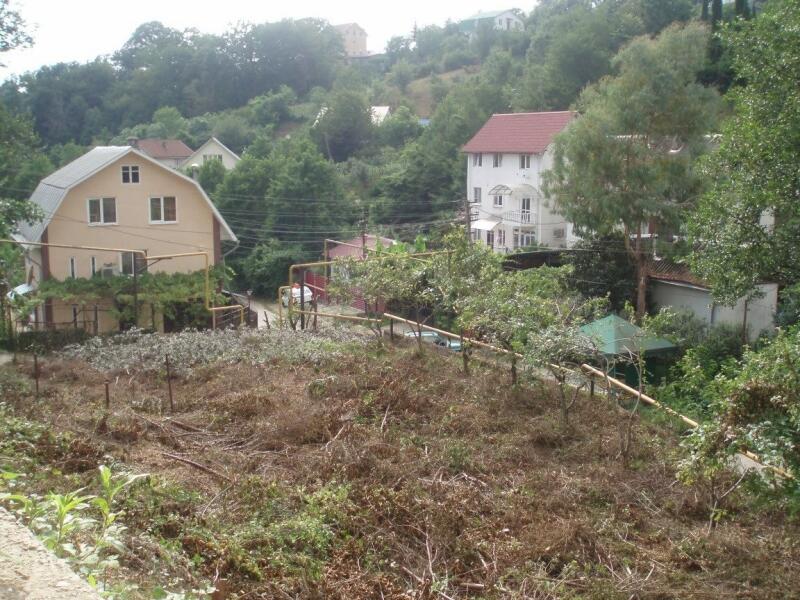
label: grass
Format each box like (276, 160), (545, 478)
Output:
(1, 333), (798, 598)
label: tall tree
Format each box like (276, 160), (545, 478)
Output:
(0, 0), (31, 59)
(543, 23), (720, 318)
(691, 0), (800, 304)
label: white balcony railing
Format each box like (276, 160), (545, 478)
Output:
(502, 209), (535, 225)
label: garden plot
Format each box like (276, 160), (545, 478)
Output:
(0, 330), (798, 599)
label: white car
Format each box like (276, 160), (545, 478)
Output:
(281, 285), (314, 307)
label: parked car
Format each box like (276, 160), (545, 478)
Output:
(404, 330), (462, 351)
(281, 285), (314, 307)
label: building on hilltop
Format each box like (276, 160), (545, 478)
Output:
(462, 111), (579, 252)
(459, 9), (525, 36)
(334, 23), (368, 57)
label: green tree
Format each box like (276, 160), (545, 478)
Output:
(265, 137), (351, 246)
(690, 0), (800, 304)
(239, 239), (308, 297)
(0, 0), (31, 58)
(388, 59), (414, 92)
(565, 234), (636, 311)
(196, 158), (226, 197)
(312, 89), (373, 162)
(150, 106), (187, 139)
(543, 23), (720, 318)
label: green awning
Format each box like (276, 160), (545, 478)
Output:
(579, 315), (676, 357)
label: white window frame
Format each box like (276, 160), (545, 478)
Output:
(493, 153), (502, 168)
(68, 256), (77, 279)
(486, 230), (495, 247)
(497, 229), (505, 247)
(119, 252), (148, 277)
(121, 165), (140, 184)
(149, 196), (178, 224)
(472, 153), (482, 167)
(472, 187), (481, 203)
(203, 154), (223, 163)
(493, 195), (504, 208)
(520, 154), (531, 169)
(90, 256), (97, 277)
(87, 197), (117, 225)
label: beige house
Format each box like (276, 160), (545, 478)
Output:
(16, 145), (238, 333)
(181, 137), (241, 171)
(334, 23), (368, 57)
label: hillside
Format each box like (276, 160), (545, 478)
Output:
(405, 67), (478, 118)
(1, 328), (797, 599)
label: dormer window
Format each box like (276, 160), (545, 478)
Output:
(122, 165), (139, 184)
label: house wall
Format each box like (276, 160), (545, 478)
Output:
(466, 149), (573, 252)
(336, 24), (367, 57)
(651, 280), (777, 342)
(182, 139), (239, 171)
(43, 154), (219, 282)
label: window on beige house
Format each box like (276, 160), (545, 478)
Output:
(121, 165), (139, 184)
(120, 252), (148, 276)
(203, 154), (223, 163)
(149, 196), (177, 223)
(68, 257), (76, 279)
(88, 197), (116, 224)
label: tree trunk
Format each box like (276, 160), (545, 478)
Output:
(711, 0), (723, 28)
(701, 0), (710, 21)
(511, 355), (517, 385)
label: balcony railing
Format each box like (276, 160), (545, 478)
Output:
(502, 209), (535, 225)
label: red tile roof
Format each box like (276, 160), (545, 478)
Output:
(462, 111), (577, 154)
(134, 138), (194, 159)
(648, 260), (708, 288)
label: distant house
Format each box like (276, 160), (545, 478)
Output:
(15, 145), (237, 333)
(130, 137), (194, 169)
(648, 260), (777, 342)
(370, 106), (391, 125)
(326, 235), (398, 260)
(462, 111), (578, 252)
(459, 9), (525, 36)
(181, 137), (240, 171)
(334, 23), (368, 57)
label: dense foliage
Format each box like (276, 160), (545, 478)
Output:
(690, 0), (800, 304)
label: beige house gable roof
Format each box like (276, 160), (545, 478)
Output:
(180, 137), (241, 169)
(19, 146), (238, 243)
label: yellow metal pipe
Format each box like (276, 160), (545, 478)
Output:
(293, 310), (382, 324)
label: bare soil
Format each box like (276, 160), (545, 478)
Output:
(3, 339), (799, 599)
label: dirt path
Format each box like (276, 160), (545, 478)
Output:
(0, 508), (100, 599)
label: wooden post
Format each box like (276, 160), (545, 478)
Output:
(104, 379), (110, 409)
(590, 379), (595, 398)
(461, 330), (469, 376)
(165, 355), (174, 412)
(33, 353), (39, 396)
(389, 319), (394, 340)
(300, 271), (306, 331)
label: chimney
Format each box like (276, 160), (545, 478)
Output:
(127, 136), (138, 148)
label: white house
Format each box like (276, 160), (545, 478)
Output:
(459, 10), (525, 36)
(370, 106), (391, 125)
(649, 261), (777, 342)
(462, 111), (578, 252)
(181, 137), (241, 171)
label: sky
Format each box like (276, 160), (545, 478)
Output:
(1, 0), (531, 80)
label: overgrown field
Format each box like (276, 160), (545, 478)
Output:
(1, 328), (798, 599)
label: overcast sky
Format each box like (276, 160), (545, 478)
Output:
(1, 1), (533, 80)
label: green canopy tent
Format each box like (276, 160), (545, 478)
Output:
(579, 315), (676, 385)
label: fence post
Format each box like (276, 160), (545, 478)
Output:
(590, 378), (595, 398)
(389, 319), (394, 341)
(104, 379), (110, 409)
(165, 355), (174, 413)
(33, 353), (39, 397)
(461, 330), (469, 376)
(300, 271), (306, 331)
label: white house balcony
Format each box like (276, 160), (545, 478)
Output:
(502, 209), (536, 225)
